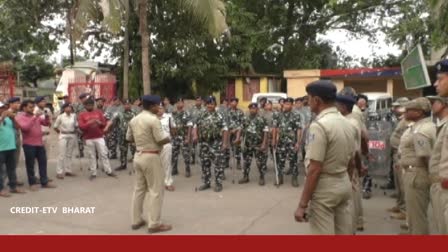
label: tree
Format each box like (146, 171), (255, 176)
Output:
(16, 54), (55, 87)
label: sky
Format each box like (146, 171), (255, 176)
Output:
(50, 28), (402, 68)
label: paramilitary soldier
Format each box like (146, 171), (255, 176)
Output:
(73, 93), (90, 158)
(226, 98), (244, 170)
(193, 96), (229, 192)
(171, 98), (193, 177)
(272, 97), (302, 187)
(238, 103), (269, 186)
(115, 99), (137, 171)
(399, 97), (435, 235)
(105, 97), (123, 159)
(189, 96), (205, 165)
(295, 80), (356, 235)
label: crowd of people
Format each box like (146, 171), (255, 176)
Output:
(2, 59), (448, 235)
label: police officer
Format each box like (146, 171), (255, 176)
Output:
(428, 95), (448, 234)
(430, 59), (448, 234)
(272, 97), (302, 187)
(398, 97), (435, 234)
(336, 94), (366, 233)
(171, 98), (193, 177)
(227, 98), (244, 170)
(294, 80), (356, 235)
(105, 97), (123, 159)
(192, 96), (229, 192)
(238, 103), (269, 186)
(126, 95), (172, 233)
(387, 98), (411, 221)
(115, 99), (137, 171)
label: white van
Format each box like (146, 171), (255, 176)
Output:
(364, 92), (393, 119)
(251, 92), (287, 105)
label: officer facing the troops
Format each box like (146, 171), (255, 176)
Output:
(192, 96), (229, 192)
(430, 59), (448, 234)
(126, 95), (172, 234)
(427, 95), (448, 234)
(295, 80), (356, 235)
(171, 98), (193, 177)
(399, 97), (435, 234)
(115, 99), (137, 171)
(272, 97), (302, 187)
(238, 103), (269, 186)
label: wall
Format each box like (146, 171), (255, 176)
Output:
(284, 70), (320, 98)
(392, 79), (422, 98)
(343, 79), (388, 94)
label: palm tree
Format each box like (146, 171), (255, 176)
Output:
(70, 0), (228, 96)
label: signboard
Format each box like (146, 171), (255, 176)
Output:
(401, 44), (431, 90)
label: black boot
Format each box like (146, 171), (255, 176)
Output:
(185, 166), (191, 178)
(214, 183), (223, 192)
(115, 165), (126, 171)
(259, 175), (265, 186)
(238, 175), (249, 184)
(171, 165), (178, 176)
(236, 161), (241, 170)
(198, 184), (211, 191)
(292, 176), (299, 187)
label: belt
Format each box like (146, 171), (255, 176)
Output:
(61, 131), (76, 134)
(138, 150), (160, 154)
(429, 173), (443, 184)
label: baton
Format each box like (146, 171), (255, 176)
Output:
(273, 147), (279, 188)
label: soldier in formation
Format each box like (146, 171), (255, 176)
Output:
(193, 96), (228, 192)
(105, 97), (123, 159)
(171, 98), (193, 177)
(238, 103), (269, 186)
(272, 97), (302, 187)
(226, 98), (244, 170)
(115, 99), (137, 171)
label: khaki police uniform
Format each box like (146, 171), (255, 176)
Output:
(346, 113), (363, 233)
(390, 118), (411, 212)
(436, 119), (448, 234)
(399, 102), (436, 235)
(429, 117), (448, 234)
(126, 110), (167, 229)
(305, 107), (356, 234)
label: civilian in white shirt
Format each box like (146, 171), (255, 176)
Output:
(157, 105), (176, 191)
(53, 103), (77, 179)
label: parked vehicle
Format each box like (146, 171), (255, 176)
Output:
(251, 92), (287, 105)
(364, 92), (393, 121)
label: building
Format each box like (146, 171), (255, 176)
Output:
(284, 67), (423, 98)
(221, 74), (282, 109)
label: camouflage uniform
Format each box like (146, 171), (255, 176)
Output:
(117, 109), (137, 168)
(171, 109), (193, 175)
(227, 108), (244, 167)
(72, 103), (85, 157)
(242, 113), (269, 178)
(196, 110), (228, 187)
(273, 110), (302, 178)
(261, 110), (275, 161)
(105, 105), (123, 159)
(189, 105), (206, 164)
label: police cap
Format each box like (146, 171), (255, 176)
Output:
(306, 80), (337, 100)
(435, 59), (448, 74)
(7, 97), (20, 104)
(205, 96), (217, 104)
(141, 95), (161, 105)
(248, 103), (258, 109)
(336, 94), (357, 105)
(405, 97), (431, 112)
(34, 96), (46, 103)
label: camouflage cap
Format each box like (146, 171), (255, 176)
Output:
(392, 97), (409, 107)
(405, 97), (431, 112)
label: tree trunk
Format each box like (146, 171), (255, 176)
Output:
(139, 0), (150, 94)
(123, 0), (130, 99)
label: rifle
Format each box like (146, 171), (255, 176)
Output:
(273, 147), (279, 188)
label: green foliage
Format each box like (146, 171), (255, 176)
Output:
(16, 54), (54, 87)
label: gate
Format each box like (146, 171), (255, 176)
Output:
(0, 66), (15, 101)
(67, 75), (116, 105)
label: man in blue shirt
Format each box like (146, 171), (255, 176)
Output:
(0, 101), (26, 197)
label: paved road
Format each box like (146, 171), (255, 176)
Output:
(0, 134), (406, 234)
